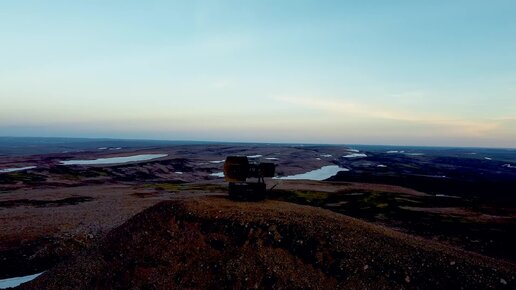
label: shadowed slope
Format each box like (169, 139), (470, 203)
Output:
(21, 197), (515, 289)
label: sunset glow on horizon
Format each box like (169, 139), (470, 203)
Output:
(1, 1), (515, 147)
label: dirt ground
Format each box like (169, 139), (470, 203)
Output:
(0, 183), (219, 278)
(1, 144), (515, 288)
(20, 197), (515, 289)
(2, 179), (515, 283)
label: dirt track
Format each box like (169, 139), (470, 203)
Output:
(21, 197), (515, 289)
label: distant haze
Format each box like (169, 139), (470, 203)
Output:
(1, 1), (515, 148)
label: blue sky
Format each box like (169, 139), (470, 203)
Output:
(1, 1), (515, 147)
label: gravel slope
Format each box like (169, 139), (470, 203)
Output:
(20, 197), (515, 289)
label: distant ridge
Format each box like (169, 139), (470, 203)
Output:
(0, 136), (342, 157)
(0, 137), (217, 156)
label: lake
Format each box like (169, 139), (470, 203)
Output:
(0, 272), (43, 289)
(0, 166), (37, 173)
(60, 154), (168, 165)
(274, 165), (349, 181)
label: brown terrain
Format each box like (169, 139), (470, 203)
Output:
(1, 144), (515, 288)
(19, 197), (515, 289)
(0, 145), (356, 280)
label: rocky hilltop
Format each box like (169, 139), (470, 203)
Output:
(20, 197), (514, 289)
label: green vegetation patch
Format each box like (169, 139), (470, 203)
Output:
(270, 188), (428, 220)
(270, 189), (330, 206)
(269, 187), (515, 261)
(0, 172), (46, 184)
(144, 183), (227, 193)
(49, 166), (110, 179)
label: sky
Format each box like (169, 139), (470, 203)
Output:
(1, 1), (515, 147)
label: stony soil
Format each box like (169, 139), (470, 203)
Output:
(20, 197), (515, 290)
(0, 184), (218, 279)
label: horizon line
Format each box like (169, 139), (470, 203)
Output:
(1, 135), (514, 150)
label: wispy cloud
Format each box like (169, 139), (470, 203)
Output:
(274, 95), (507, 137)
